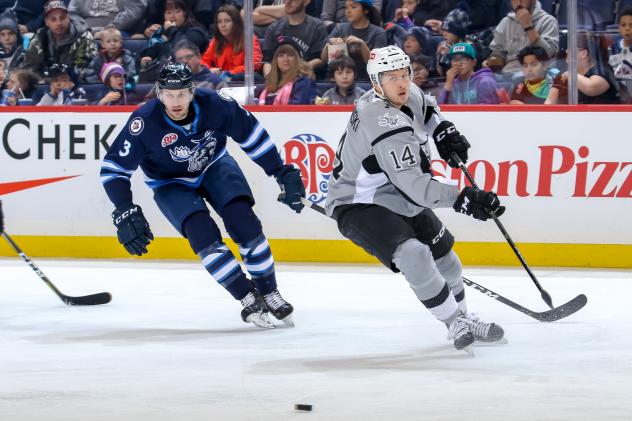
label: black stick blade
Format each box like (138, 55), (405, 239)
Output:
(62, 292), (112, 306)
(534, 294), (587, 322)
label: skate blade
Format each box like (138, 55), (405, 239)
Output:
(475, 337), (508, 346)
(280, 314), (295, 327)
(462, 345), (475, 356)
(246, 312), (275, 329)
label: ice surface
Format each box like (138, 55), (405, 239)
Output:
(1, 259), (630, 420)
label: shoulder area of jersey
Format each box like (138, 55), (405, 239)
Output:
(126, 100), (160, 136)
(199, 87), (236, 103)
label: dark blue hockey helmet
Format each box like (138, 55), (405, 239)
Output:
(157, 62), (194, 90)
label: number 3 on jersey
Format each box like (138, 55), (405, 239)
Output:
(119, 140), (131, 157)
(389, 145), (417, 170)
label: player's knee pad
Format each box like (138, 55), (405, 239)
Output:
(183, 211), (222, 254)
(238, 233), (274, 278)
(220, 199), (263, 244)
(392, 239), (444, 299)
(393, 239), (458, 321)
(198, 240), (243, 288)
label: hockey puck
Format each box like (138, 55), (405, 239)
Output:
(294, 404), (313, 412)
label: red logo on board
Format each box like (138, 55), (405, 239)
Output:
(161, 133), (178, 147)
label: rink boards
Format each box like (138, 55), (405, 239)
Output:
(0, 105), (630, 268)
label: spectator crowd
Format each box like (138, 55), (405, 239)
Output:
(0, 0), (630, 106)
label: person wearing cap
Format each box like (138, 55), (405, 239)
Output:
(438, 42), (499, 104)
(21, 0), (97, 79)
(321, 0), (386, 81)
(67, 0), (146, 36)
(96, 61), (139, 105)
(0, 10), (26, 71)
(37, 63), (85, 105)
(435, 7), (469, 76)
(262, 0), (328, 76)
(259, 35), (316, 105)
(484, 0), (559, 75)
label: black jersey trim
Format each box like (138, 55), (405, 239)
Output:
(370, 126), (413, 147)
(421, 283), (451, 309)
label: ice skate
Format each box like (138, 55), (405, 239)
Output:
(447, 315), (475, 351)
(463, 313), (506, 344)
(241, 291), (274, 328)
(262, 289), (294, 327)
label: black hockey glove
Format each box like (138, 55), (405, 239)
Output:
(453, 187), (505, 221)
(432, 120), (470, 168)
(112, 203), (154, 256)
(0, 200), (4, 233)
(273, 165), (306, 213)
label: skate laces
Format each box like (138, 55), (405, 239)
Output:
(240, 292), (256, 308)
(264, 290), (286, 310)
(447, 316), (469, 340)
(463, 313), (491, 338)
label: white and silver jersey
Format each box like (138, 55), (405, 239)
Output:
(325, 85), (459, 217)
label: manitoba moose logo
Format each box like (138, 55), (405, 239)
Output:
(282, 133), (335, 205)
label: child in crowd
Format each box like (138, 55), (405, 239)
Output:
(510, 45), (558, 104)
(319, 56), (365, 105)
(436, 7), (469, 76)
(84, 26), (137, 87)
(607, 8), (632, 99)
(392, 0), (418, 30)
(1, 68), (39, 105)
(0, 11), (26, 71)
(97, 62), (137, 105)
(403, 26), (427, 57)
(37, 64), (86, 105)
(438, 42), (499, 104)
(410, 53), (437, 92)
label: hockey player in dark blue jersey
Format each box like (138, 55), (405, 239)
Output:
(100, 62), (305, 328)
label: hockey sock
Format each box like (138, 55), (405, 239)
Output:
(198, 241), (251, 300)
(435, 250), (467, 314)
(238, 233), (276, 295)
(393, 238), (458, 322)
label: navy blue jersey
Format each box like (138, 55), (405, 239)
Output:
(101, 89), (283, 207)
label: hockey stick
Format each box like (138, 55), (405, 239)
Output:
(1, 232), (112, 306)
(451, 153), (556, 309)
(297, 198), (587, 321)
(462, 276), (587, 322)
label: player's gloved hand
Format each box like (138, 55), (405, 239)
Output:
(0, 200), (4, 233)
(432, 120), (470, 168)
(453, 187), (505, 221)
(112, 203), (154, 255)
(273, 165), (305, 213)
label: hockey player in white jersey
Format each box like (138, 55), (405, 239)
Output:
(326, 46), (505, 351)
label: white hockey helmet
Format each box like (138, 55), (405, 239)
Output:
(367, 45), (411, 87)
